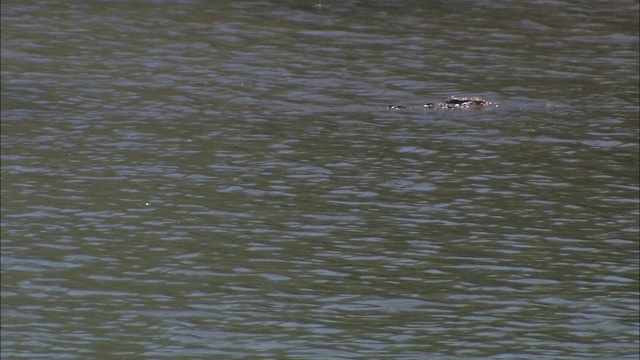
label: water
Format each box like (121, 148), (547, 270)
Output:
(2, 0), (638, 359)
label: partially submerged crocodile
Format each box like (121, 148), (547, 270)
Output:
(387, 97), (497, 110)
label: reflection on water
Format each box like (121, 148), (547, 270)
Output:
(2, 0), (638, 358)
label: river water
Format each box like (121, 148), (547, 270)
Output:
(1, 1), (638, 359)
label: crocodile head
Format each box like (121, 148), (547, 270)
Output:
(424, 97), (491, 109)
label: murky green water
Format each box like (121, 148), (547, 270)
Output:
(2, 1), (638, 359)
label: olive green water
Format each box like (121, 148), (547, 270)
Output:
(2, 1), (639, 359)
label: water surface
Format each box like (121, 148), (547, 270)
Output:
(2, 1), (639, 359)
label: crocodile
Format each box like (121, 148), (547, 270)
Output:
(387, 97), (497, 110)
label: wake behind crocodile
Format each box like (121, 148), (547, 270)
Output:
(365, 96), (561, 113)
